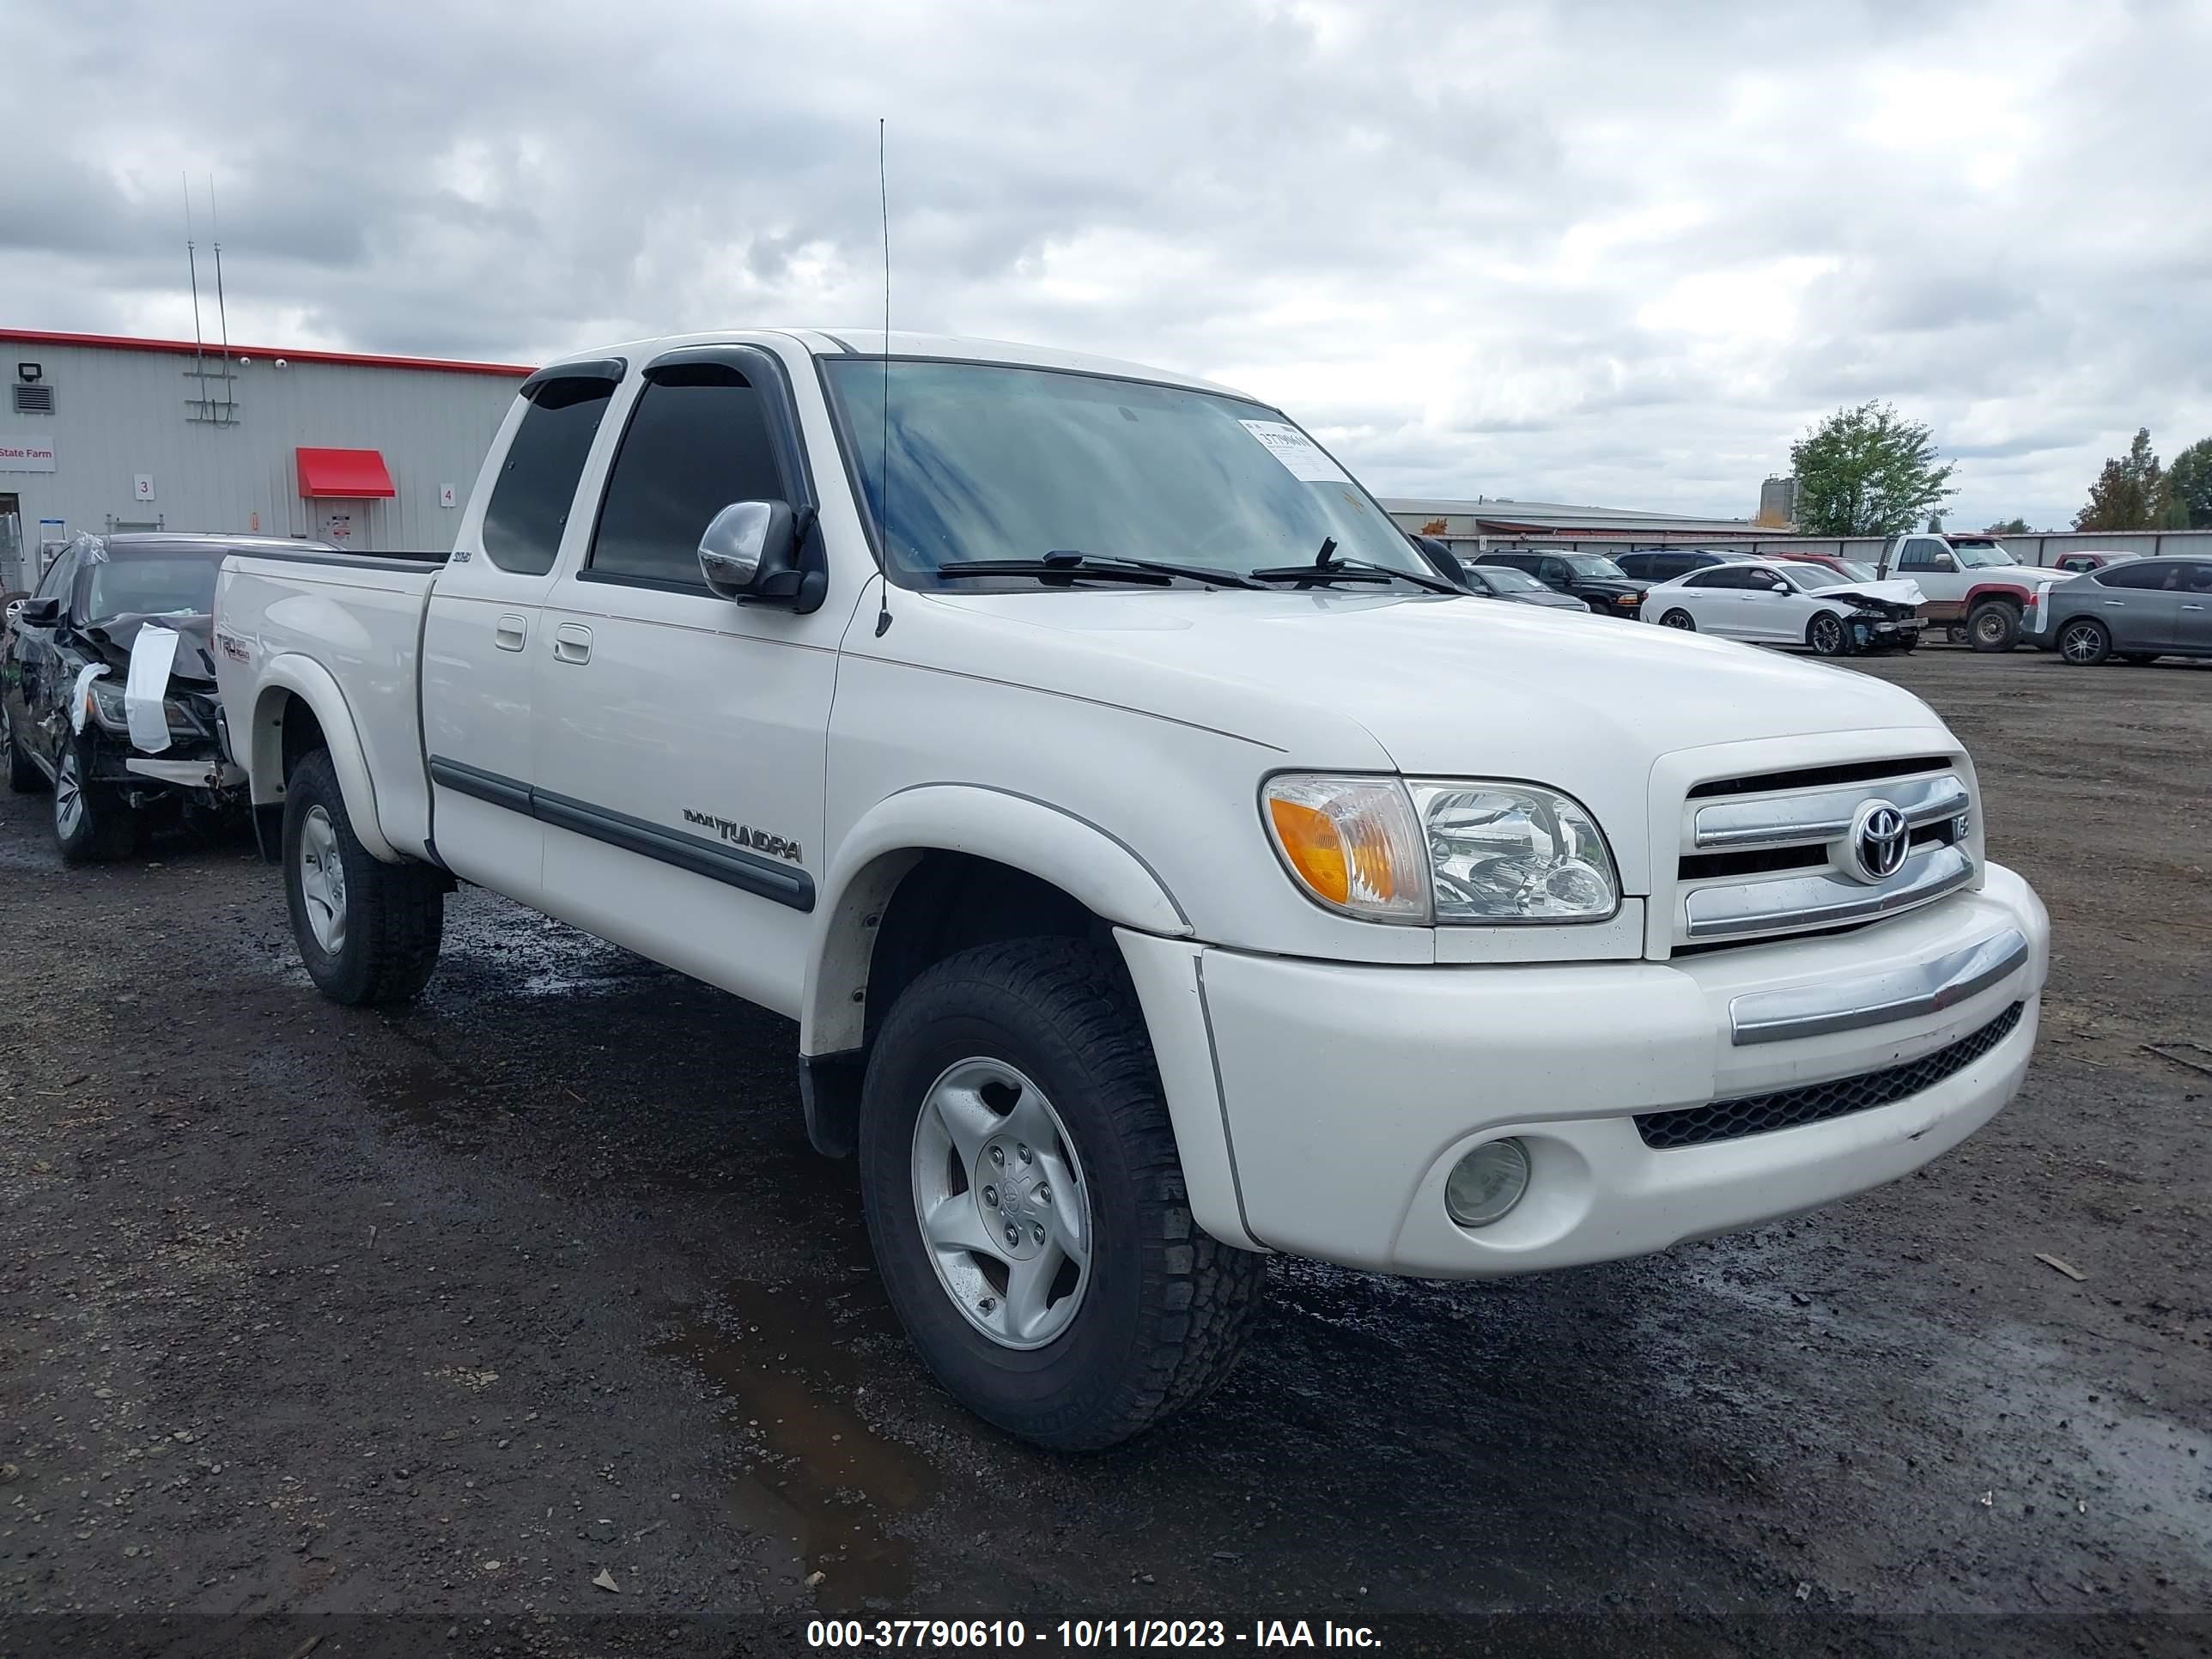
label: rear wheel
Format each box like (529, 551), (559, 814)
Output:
(1808, 611), (1847, 656)
(283, 749), (445, 1004)
(53, 741), (137, 863)
(1968, 601), (2021, 653)
(3, 701), (46, 793)
(859, 938), (1266, 1450)
(1658, 608), (1697, 631)
(2057, 618), (2111, 666)
(1946, 623), (1969, 646)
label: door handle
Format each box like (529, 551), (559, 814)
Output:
(2102, 601), (2126, 608)
(2185, 604), (2206, 611)
(552, 623), (593, 665)
(494, 614), (528, 652)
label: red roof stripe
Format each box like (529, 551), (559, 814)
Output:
(0, 326), (532, 379)
(296, 447), (398, 498)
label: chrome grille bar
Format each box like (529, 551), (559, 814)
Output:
(1684, 844), (1974, 940)
(1693, 772), (1969, 851)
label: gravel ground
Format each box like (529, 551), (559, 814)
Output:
(2, 647), (2207, 1658)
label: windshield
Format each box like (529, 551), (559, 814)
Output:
(823, 359), (1428, 582)
(1836, 560), (1878, 581)
(1561, 554), (1629, 580)
(82, 553), (223, 620)
(1951, 539), (2018, 568)
(1478, 565), (1546, 592)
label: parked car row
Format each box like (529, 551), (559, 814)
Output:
(2023, 556), (2212, 665)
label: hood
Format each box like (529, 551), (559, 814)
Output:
(1819, 579), (1924, 610)
(80, 611), (218, 688)
(1562, 575), (1641, 595)
(1516, 591), (1590, 609)
(877, 588), (1952, 886)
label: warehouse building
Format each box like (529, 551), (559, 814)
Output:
(0, 327), (532, 590)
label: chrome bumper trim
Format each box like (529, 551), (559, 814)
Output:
(1729, 927), (2029, 1046)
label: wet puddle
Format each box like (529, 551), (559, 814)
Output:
(665, 1273), (940, 1611)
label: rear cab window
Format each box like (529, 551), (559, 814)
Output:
(481, 374), (620, 575)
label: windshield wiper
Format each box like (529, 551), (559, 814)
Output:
(1249, 538), (1463, 595)
(937, 550), (1262, 589)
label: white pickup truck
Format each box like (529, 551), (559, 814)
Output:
(211, 331), (2049, 1449)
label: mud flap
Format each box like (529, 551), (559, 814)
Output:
(798, 1050), (866, 1158)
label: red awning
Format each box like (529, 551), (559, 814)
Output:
(295, 447), (396, 498)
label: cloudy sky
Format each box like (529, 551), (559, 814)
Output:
(3, 0), (2208, 529)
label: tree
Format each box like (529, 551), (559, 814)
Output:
(2074, 428), (2166, 532)
(1789, 402), (1958, 536)
(2166, 436), (2212, 529)
(1984, 517), (2030, 534)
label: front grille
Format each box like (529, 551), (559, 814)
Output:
(1670, 757), (1976, 950)
(1634, 1001), (2023, 1150)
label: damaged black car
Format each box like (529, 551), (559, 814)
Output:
(3, 533), (295, 861)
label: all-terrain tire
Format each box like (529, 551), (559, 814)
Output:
(3, 700), (46, 793)
(1968, 601), (2021, 653)
(859, 937), (1267, 1450)
(283, 748), (445, 1005)
(53, 739), (137, 864)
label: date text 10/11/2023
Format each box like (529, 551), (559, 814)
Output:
(805, 1619), (1384, 1650)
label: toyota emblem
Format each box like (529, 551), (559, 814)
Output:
(1848, 799), (1911, 883)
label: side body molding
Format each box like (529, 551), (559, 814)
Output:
(246, 654), (398, 862)
(800, 782), (1194, 1056)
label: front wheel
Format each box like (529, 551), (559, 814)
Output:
(283, 749), (446, 1004)
(1658, 608), (1697, 631)
(1968, 602), (2021, 653)
(53, 741), (137, 863)
(859, 938), (1266, 1450)
(2057, 618), (2111, 666)
(1808, 611), (1847, 656)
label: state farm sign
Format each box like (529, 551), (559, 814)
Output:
(0, 434), (57, 471)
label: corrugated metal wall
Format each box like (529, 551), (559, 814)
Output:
(0, 342), (526, 556)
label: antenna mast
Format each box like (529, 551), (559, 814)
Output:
(183, 174), (207, 417)
(874, 118), (894, 637)
(210, 175), (233, 422)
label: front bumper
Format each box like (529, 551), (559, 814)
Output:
(1118, 863), (2047, 1276)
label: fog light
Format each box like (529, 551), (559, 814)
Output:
(1444, 1139), (1530, 1228)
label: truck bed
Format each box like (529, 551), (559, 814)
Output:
(212, 550), (444, 861)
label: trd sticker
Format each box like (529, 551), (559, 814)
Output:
(213, 630), (252, 664)
(684, 808), (803, 863)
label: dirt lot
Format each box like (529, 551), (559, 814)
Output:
(3, 647), (2208, 1657)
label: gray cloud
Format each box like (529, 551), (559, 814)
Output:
(3, 0), (2208, 529)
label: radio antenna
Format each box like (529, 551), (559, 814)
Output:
(874, 117), (895, 637)
(210, 174), (233, 422)
(182, 174), (207, 413)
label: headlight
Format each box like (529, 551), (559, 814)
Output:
(1261, 775), (1620, 924)
(1411, 781), (1619, 921)
(87, 678), (127, 729)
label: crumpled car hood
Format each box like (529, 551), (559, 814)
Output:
(81, 612), (219, 687)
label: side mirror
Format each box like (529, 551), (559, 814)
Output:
(1769, 581), (1790, 593)
(16, 597), (60, 627)
(696, 501), (823, 611)
(1932, 555), (1956, 573)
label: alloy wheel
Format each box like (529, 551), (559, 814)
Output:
(2059, 623), (2106, 665)
(298, 804), (349, 954)
(1811, 614), (1844, 655)
(54, 749), (84, 840)
(909, 1056), (1093, 1350)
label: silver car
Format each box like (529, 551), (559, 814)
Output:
(2025, 556), (2212, 664)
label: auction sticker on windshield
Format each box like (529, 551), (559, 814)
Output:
(1239, 419), (1350, 483)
